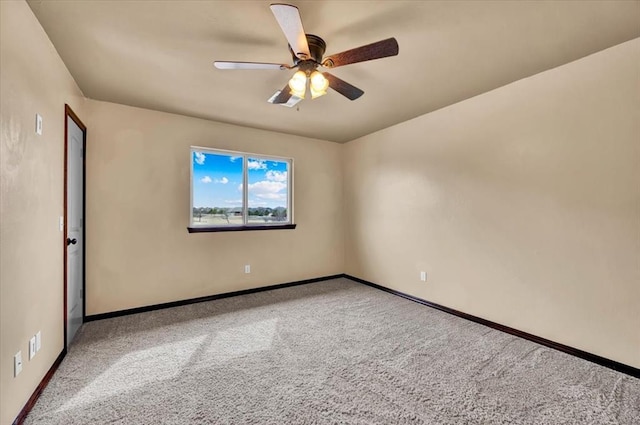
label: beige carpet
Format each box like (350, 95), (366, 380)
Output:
(25, 278), (640, 424)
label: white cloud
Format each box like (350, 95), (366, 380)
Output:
(266, 170), (287, 182)
(230, 156), (241, 162)
(194, 152), (205, 165)
(224, 199), (243, 204)
(256, 193), (286, 201)
(202, 176), (228, 184)
(248, 159), (267, 170)
(248, 180), (286, 194)
(247, 180), (288, 204)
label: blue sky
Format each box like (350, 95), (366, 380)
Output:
(192, 151), (288, 209)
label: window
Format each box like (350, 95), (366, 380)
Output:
(189, 147), (294, 232)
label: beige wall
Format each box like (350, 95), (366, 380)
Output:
(84, 100), (344, 315)
(344, 38), (640, 368)
(1, 1), (637, 422)
(0, 1), (86, 423)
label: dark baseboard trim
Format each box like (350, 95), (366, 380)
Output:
(12, 349), (67, 425)
(344, 274), (640, 379)
(85, 274), (343, 322)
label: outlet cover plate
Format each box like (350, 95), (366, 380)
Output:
(14, 352), (22, 376)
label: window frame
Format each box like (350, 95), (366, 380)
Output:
(188, 146), (295, 233)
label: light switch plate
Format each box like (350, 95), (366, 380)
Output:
(36, 331), (41, 352)
(36, 114), (43, 135)
(59, 216), (64, 232)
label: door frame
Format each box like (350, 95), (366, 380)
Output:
(63, 104), (87, 348)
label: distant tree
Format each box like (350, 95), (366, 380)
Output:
(221, 208), (230, 224)
(273, 207), (287, 221)
(249, 207), (270, 216)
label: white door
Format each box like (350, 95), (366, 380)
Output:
(66, 115), (84, 347)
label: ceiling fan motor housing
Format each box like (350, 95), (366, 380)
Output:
(290, 34), (326, 66)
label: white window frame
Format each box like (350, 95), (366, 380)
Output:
(189, 146), (294, 230)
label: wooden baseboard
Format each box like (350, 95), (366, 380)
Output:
(12, 349), (66, 425)
(85, 274), (344, 322)
(344, 274), (639, 379)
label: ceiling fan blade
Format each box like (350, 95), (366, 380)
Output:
(322, 37), (399, 68)
(324, 73), (364, 101)
(270, 4), (311, 60)
(214, 61), (289, 70)
(271, 84), (293, 104)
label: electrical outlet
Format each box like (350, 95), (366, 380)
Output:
(420, 271), (427, 282)
(244, 264), (251, 274)
(29, 336), (36, 360)
(36, 331), (42, 352)
(14, 352), (22, 377)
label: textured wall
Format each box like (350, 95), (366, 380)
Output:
(84, 100), (344, 315)
(0, 1), (86, 423)
(343, 39), (640, 368)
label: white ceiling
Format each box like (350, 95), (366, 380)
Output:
(28, 0), (640, 143)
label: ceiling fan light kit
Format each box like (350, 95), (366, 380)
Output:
(213, 3), (399, 105)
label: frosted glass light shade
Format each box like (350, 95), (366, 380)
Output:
(310, 71), (328, 99)
(288, 71), (307, 98)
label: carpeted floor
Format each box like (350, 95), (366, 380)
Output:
(25, 278), (640, 424)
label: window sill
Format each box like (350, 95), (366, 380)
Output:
(187, 224), (296, 233)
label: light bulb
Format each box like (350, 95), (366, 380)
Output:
(310, 71), (329, 92)
(288, 71), (307, 99)
(310, 86), (327, 99)
(309, 71), (329, 99)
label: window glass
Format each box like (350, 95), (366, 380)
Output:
(192, 151), (243, 226)
(247, 158), (289, 224)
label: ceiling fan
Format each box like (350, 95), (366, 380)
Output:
(214, 3), (399, 105)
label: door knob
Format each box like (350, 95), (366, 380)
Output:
(67, 238), (77, 246)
